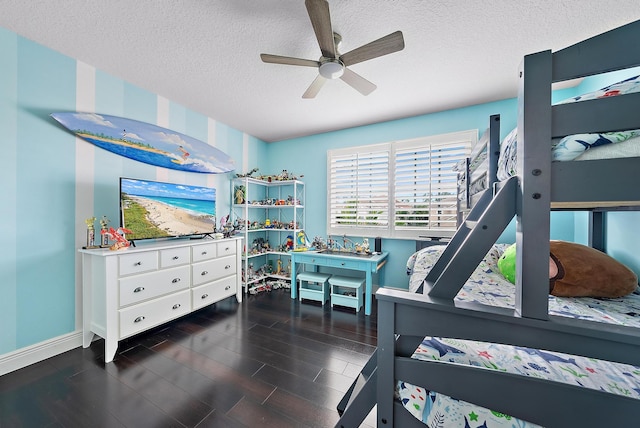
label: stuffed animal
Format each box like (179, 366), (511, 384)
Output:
(498, 241), (638, 298)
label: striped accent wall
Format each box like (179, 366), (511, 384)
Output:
(0, 27), (264, 369)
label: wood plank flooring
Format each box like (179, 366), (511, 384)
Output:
(0, 289), (378, 428)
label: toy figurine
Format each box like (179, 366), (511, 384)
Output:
(234, 185), (246, 204)
(101, 226), (132, 251)
(236, 167), (258, 178)
(85, 216), (97, 248)
(99, 216), (111, 247)
(285, 235), (294, 251)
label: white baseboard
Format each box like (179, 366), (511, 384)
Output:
(0, 331), (83, 376)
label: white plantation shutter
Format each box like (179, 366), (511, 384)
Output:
(328, 144), (390, 235)
(327, 130), (474, 238)
(394, 137), (470, 238)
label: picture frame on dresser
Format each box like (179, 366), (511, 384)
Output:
(80, 237), (243, 362)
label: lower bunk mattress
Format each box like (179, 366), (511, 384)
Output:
(401, 244), (640, 427)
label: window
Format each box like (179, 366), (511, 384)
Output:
(327, 130), (475, 239)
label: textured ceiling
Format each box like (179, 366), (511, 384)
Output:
(2, 1), (639, 142)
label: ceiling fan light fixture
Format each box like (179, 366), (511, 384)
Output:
(319, 59), (344, 79)
(260, 0), (405, 97)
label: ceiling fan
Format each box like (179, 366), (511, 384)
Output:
(260, 0), (405, 98)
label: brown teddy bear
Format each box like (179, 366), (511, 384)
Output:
(549, 241), (638, 298)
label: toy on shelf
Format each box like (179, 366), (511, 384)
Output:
(234, 185), (246, 204)
(293, 230), (310, 252)
(236, 169), (304, 183)
(311, 236), (328, 250)
(235, 167), (259, 178)
(325, 235), (372, 255)
(285, 235), (294, 251)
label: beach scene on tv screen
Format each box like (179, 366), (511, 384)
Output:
(121, 178), (216, 239)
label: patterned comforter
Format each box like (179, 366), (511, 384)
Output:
(497, 75), (640, 181)
(400, 244), (640, 427)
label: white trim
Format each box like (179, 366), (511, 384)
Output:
(0, 331), (83, 376)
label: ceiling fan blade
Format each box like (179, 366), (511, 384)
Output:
(340, 30), (405, 66)
(260, 53), (320, 68)
(305, 0), (336, 58)
(302, 75), (327, 99)
(340, 68), (376, 96)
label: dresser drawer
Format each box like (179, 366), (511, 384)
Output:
(192, 255), (237, 286)
(217, 241), (237, 257)
(119, 265), (190, 307)
(191, 275), (237, 311)
(119, 251), (158, 276)
(192, 243), (217, 262)
(160, 246), (190, 268)
(119, 290), (190, 339)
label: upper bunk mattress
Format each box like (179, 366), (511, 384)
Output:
(497, 75), (640, 181)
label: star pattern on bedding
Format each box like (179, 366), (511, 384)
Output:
(399, 244), (640, 427)
(423, 337), (466, 358)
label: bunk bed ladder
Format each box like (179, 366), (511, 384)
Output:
(420, 187), (493, 292)
(420, 114), (501, 294)
(335, 349), (377, 428)
(427, 176), (518, 299)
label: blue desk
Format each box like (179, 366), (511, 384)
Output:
(290, 251), (389, 316)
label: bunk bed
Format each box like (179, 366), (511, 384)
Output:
(455, 114), (500, 223)
(336, 19), (640, 428)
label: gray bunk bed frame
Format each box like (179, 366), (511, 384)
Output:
(336, 19), (640, 428)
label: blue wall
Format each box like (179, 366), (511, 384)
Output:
(266, 69), (640, 286)
(267, 100), (580, 288)
(0, 28), (264, 356)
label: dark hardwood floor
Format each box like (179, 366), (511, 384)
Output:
(0, 289), (378, 428)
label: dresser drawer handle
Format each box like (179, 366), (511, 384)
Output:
(201, 271), (208, 276)
(172, 278), (181, 283)
(133, 287), (145, 293)
(201, 293), (209, 299)
(134, 261), (142, 266)
(134, 316), (145, 323)
(201, 251), (207, 255)
(225, 285), (231, 291)
(172, 256), (179, 260)
(341, 262), (345, 266)
(225, 265), (231, 269)
(224, 247), (230, 251)
(311, 258), (316, 263)
(172, 304), (181, 310)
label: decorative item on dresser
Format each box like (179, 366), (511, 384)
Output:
(80, 237), (243, 362)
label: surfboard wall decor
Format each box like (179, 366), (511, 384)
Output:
(51, 112), (236, 174)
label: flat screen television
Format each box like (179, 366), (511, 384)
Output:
(120, 177), (216, 241)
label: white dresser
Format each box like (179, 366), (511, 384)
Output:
(80, 237), (242, 362)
